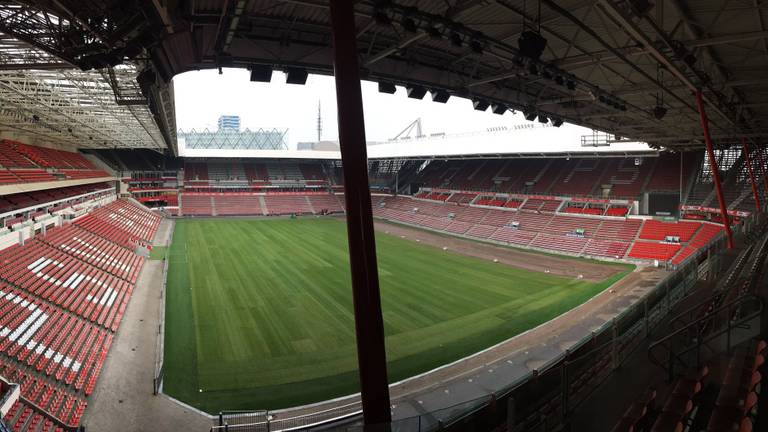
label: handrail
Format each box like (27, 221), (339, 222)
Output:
(648, 293), (763, 380)
(668, 243), (755, 331)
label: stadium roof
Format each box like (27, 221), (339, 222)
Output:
(0, 1), (766, 154)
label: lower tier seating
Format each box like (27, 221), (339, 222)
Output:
(639, 220), (702, 242)
(583, 239), (631, 259)
(628, 241), (681, 260)
(214, 195), (262, 215)
(180, 195), (213, 216)
(307, 194), (344, 213)
(372, 196), (718, 262)
(263, 195), (312, 215)
(0, 198), (156, 431)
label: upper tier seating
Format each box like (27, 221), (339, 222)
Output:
(244, 163), (269, 183)
(548, 159), (603, 196)
(406, 153), (705, 202)
(0, 141), (37, 168)
(0, 183), (112, 214)
(184, 163), (209, 181)
(8, 142), (96, 169)
(0, 141), (111, 187)
(645, 152), (698, 192)
(600, 157), (653, 199)
(299, 163), (325, 181)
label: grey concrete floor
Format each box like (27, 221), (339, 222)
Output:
(82, 219), (210, 432)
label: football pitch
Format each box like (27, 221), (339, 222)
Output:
(163, 217), (633, 413)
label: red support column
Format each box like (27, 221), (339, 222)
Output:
(695, 90), (734, 249)
(328, 1), (392, 428)
(741, 138), (761, 213)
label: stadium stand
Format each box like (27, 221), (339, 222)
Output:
(644, 152), (699, 193)
(0, 198), (158, 430)
(627, 241), (681, 260)
(639, 220), (701, 242)
(548, 158), (603, 196)
(214, 195), (263, 215)
(263, 195), (313, 215)
(0, 141), (112, 187)
(0, 183), (113, 215)
(368, 195), (723, 262)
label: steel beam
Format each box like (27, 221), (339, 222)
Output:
(741, 138), (762, 213)
(755, 147), (768, 199)
(329, 1), (392, 428)
(696, 90), (734, 248)
(365, 32), (428, 67)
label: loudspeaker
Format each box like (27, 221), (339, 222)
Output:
(285, 67), (308, 85)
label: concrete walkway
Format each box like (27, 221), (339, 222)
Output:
(83, 219), (211, 431)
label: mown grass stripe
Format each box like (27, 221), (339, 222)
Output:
(163, 217), (633, 412)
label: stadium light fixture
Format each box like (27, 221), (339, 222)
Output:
(402, 16), (418, 33)
(653, 105), (668, 120)
(470, 39), (483, 54)
(518, 30), (547, 60)
(566, 79), (576, 90)
(406, 85), (427, 99)
(285, 67), (308, 85)
(427, 25), (442, 39)
(473, 99), (490, 111)
(527, 62), (539, 76)
(491, 103), (507, 115)
(551, 117), (564, 127)
(537, 114), (549, 123)
(523, 107), (537, 121)
(249, 65), (273, 82)
(374, 10), (391, 26)
(430, 89), (450, 103)
(450, 32), (463, 47)
(378, 82), (397, 94)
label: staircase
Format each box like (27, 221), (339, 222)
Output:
(305, 196), (315, 214)
(258, 196), (268, 215)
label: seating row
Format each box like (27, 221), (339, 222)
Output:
(39, 225), (145, 284)
(0, 199), (157, 430)
(0, 243), (132, 330)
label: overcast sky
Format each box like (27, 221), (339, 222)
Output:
(174, 68), (602, 150)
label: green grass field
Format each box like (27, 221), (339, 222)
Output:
(163, 218), (633, 413)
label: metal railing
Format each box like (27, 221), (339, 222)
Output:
(201, 201), (767, 432)
(648, 294), (763, 382)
